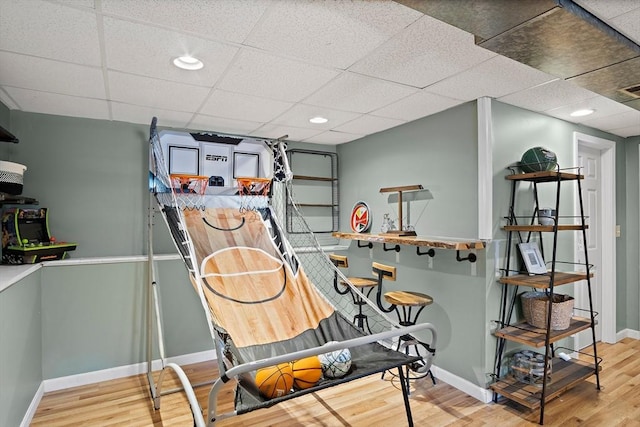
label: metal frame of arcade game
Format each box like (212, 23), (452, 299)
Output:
(145, 118), (438, 427)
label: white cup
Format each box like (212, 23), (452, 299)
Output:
(538, 208), (556, 225)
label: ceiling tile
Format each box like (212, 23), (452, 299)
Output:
(0, 0), (101, 66)
(574, 0), (640, 20)
(108, 71), (210, 112)
(304, 131), (363, 145)
(333, 114), (406, 135)
(217, 49), (340, 103)
(349, 14), (496, 88)
(271, 104), (360, 130)
(544, 95), (635, 123)
(111, 102), (193, 129)
(0, 52), (106, 99)
(580, 110), (640, 130)
(372, 90), (463, 122)
(103, 17), (238, 86)
(200, 90), (293, 123)
(425, 56), (556, 101)
(189, 114), (262, 135)
(5, 87), (109, 120)
(606, 122), (640, 138)
(610, 7), (640, 44)
(249, 124), (323, 142)
(244, 0), (421, 69)
(304, 73), (417, 114)
(56, 0), (95, 8)
(101, 0), (269, 44)
(498, 79), (597, 113)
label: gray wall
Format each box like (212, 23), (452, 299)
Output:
(337, 99), (632, 387)
(0, 270), (42, 427)
(488, 100), (628, 372)
(623, 136), (639, 331)
(337, 101), (489, 385)
(1, 101), (10, 157)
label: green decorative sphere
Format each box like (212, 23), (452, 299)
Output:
(520, 147), (557, 173)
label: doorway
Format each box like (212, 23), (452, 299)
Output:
(574, 132), (616, 346)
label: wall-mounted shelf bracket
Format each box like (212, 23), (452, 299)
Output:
(383, 243), (401, 252)
(456, 250), (477, 263)
(416, 247), (435, 257)
(357, 240), (373, 249)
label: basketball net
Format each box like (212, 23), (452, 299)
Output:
(169, 174), (209, 210)
(237, 177), (271, 217)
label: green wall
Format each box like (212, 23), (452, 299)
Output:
(7, 111), (177, 257)
(337, 101), (489, 386)
(0, 271), (42, 427)
(41, 260), (212, 379)
(623, 136), (639, 331)
(1, 101), (11, 158)
(488, 100), (628, 371)
(337, 99), (632, 388)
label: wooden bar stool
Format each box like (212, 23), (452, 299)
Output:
(329, 254), (378, 333)
(372, 262), (437, 389)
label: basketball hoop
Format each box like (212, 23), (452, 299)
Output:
(237, 177), (271, 215)
(170, 174), (209, 210)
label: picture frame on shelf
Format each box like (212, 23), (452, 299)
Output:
(518, 242), (547, 275)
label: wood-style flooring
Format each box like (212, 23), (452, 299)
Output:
(31, 338), (640, 426)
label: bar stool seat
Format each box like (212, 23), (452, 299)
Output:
(372, 262), (436, 390)
(344, 276), (378, 288)
(329, 254), (377, 332)
(384, 291), (433, 308)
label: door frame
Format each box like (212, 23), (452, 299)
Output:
(573, 132), (616, 345)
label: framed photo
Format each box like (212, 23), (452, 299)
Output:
(518, 242), (547, 275)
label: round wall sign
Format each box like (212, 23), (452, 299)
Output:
(350, 201), (372, 233)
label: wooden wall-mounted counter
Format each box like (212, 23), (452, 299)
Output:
(332, 232), (486, 250)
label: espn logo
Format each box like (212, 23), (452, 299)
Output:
(205, 154), (228, 162)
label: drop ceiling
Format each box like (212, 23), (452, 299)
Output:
(0, 0), (639, 145)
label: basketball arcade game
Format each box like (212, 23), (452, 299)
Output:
(147, 118), (437, 426)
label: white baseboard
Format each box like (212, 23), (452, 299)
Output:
(20, 381), (44, 427)
(430, 365), (494, 403)
(616, 328), (640, 341)
(43, 349), (216, 393)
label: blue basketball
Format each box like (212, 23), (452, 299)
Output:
(520, 147), (557, 173)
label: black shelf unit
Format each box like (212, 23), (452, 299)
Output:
(491, 169), (601, 425)
(286, 150), (339, 234)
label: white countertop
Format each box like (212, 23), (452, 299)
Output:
(0, 264), (42, 292)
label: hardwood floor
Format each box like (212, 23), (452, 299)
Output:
(32, 338), (640, 426)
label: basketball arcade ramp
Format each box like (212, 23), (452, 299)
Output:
(146, 118), (437, 426)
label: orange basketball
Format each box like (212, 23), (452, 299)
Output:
(291, 356), (323, 390)
(255, 363), (294, 399)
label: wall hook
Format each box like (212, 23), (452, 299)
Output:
(383, 243), (401, 252)
(456, 250), (477, 263)
(416, 247), (435, 257)
(357, 240), (373, 249)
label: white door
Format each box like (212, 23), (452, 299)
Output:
(577, 145), (602, 343)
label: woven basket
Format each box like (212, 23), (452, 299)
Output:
(521, 291), (574, 330)
(0, 161), (27, 195)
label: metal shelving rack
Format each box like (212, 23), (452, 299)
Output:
(286, 149), (339, 234)
(491, 169), (601, 425)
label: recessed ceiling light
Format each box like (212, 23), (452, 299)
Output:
(173, 55), (204, 71)
(570, 109), (595, 117)
(309, 116), (328, 124)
